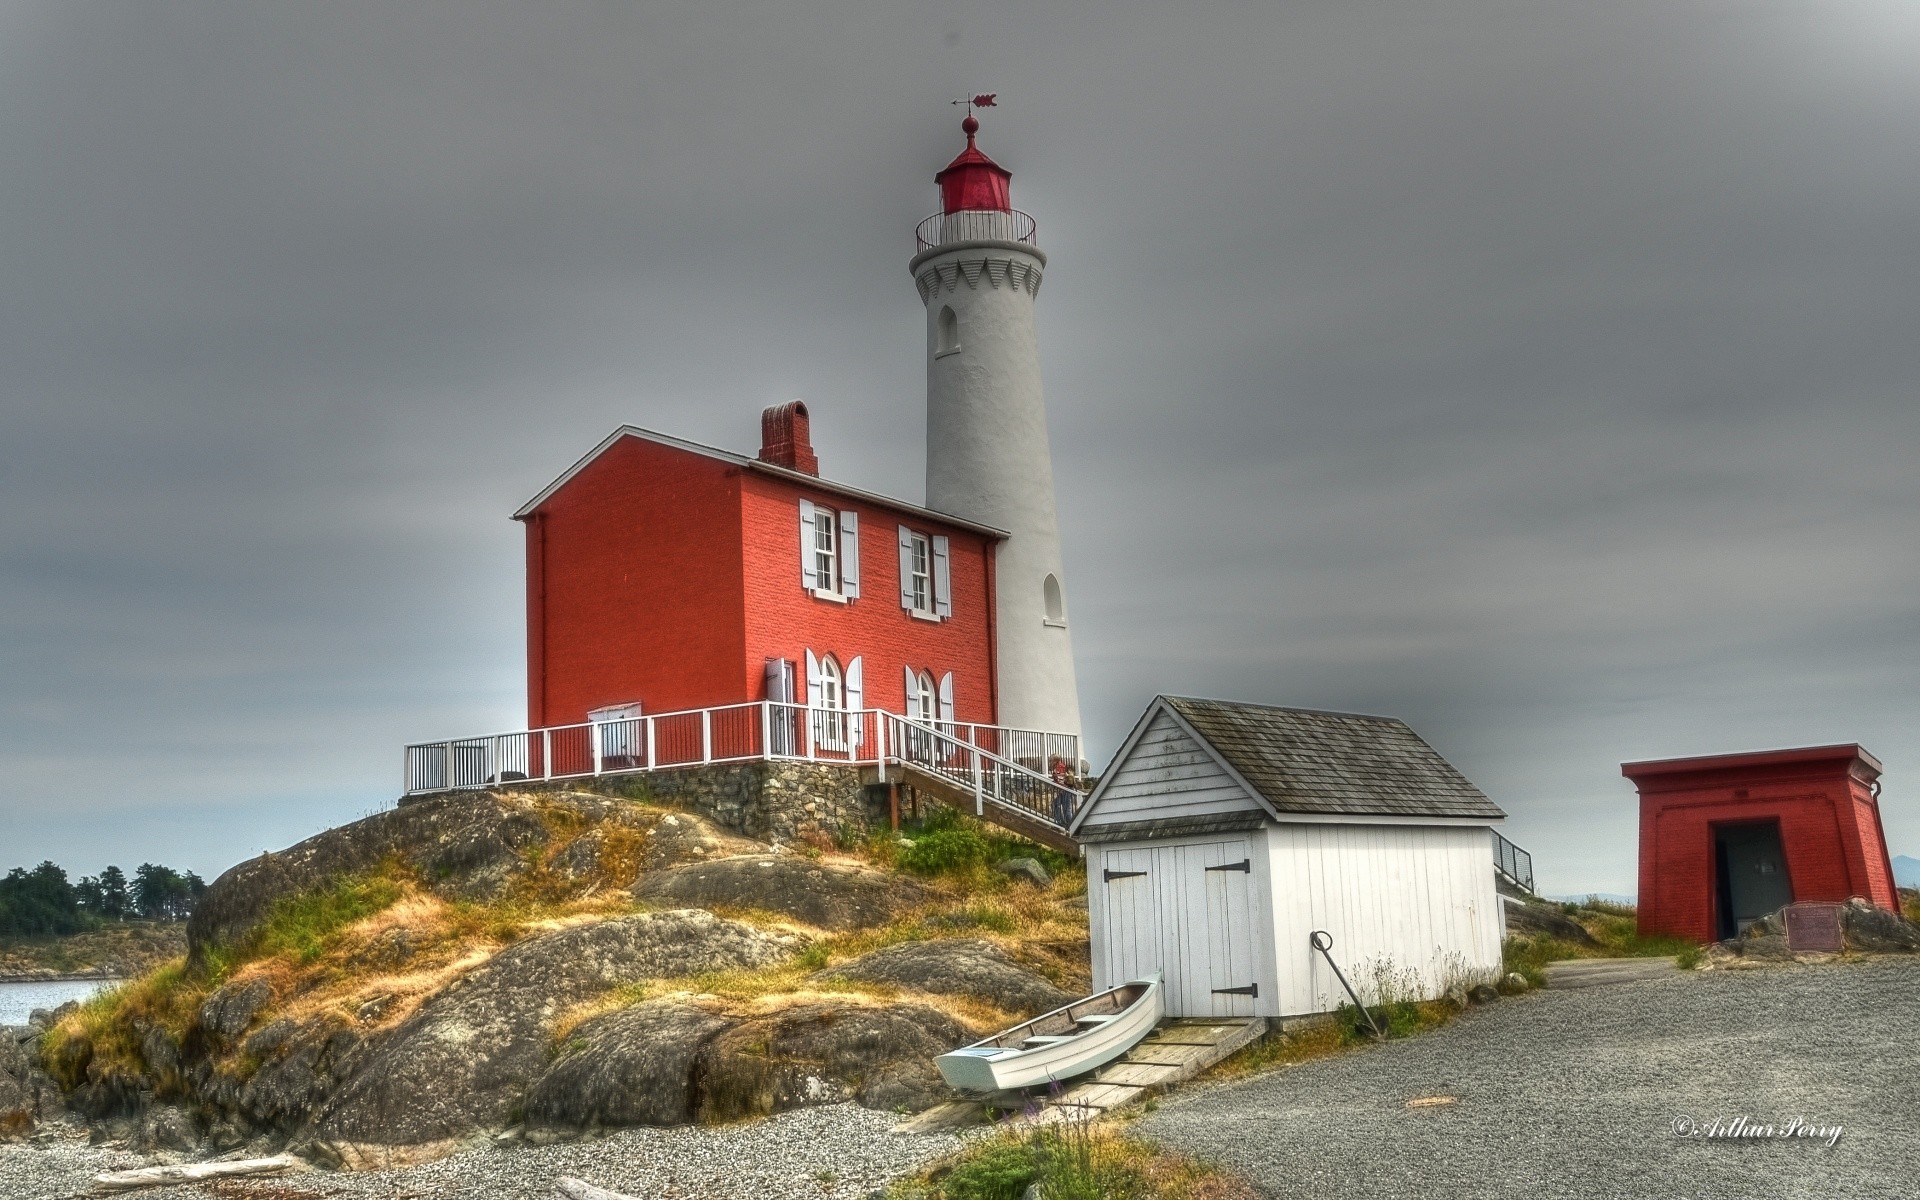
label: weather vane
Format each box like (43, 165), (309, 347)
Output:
(951, 93), (998, 116)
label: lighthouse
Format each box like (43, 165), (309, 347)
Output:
(911, 114), (1083, 741)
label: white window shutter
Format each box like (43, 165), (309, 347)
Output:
(798, 499), (816, 590)
(903, 664), (917, 711)
(845, 655), (864, 747)
(937, 672), (955, 723)
(805, 649), (822, 707)
(764, 657), (790, 703)
(839, 510), (859, 598)
(897, 525), (914, 609)
(932, 536), (952, 618)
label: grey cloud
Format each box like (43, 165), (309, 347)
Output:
(3, 0), (1917, 893)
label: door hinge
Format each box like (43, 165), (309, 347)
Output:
(1212, 983), (1259, 997)
(1103, 869), (1147, 882)
(1206, 859), (1251, 873)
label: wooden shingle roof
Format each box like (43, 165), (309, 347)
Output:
(1160, 696), (1507, 821)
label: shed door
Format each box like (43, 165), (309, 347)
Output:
(1101, 839), (1257, 1019)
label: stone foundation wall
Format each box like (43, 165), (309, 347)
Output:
(447, 762), (884, 846)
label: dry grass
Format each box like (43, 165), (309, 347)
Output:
(898, 1121), (1256, 1200)
(1502, 897), (1704, 986)
(555, 852), (1091, 1040)
(0, 920), (186, 977)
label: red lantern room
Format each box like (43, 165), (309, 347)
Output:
(1623, 744), (1899, 943)
(935, 115), (1012, 214)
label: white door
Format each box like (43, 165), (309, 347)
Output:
(1100, 839), (1258, 1018)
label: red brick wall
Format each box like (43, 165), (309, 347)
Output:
(522, 436), (747, 727)
(521, 432), (1000, 733)
(1628, 753), (1898, 942)
(739, 472), (998, 724)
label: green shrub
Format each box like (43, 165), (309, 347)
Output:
(244, 871), (404, 966)
(937, 1136), (1040, 1200)
(901, 829), (996, 876)
(896, 807), (1073, 880)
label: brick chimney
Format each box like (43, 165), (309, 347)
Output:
(758, 400), (818, 476)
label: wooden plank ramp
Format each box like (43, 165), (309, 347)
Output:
(894, 1017), (1266, 1134)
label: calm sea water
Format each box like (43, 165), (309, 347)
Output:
(0, 978), (114, 1025)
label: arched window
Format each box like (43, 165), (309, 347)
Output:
(1043, 574), (1065, 624)
(912, 670), (937, 724)
(817, 654), (844, 709)
(935, 306), (960, 356)
(813, 654), (847, 749)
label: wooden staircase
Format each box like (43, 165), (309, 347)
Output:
(882, 761), (1082, 855)
(872, 712), (1087, 855)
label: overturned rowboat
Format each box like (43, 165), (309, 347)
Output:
(935, 973), (1163, 1093)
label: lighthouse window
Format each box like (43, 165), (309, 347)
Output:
(1043, 574), (1066, 625)
(935, 306), (960, 357)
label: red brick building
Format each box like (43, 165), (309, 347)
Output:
(514, 401), (1003, 734)
(1623, 745), (1898, 942)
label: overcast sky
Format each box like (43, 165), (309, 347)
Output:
(4, 1), (1916, 895)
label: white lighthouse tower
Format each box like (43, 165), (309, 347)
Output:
(911, 113), (1082, 742)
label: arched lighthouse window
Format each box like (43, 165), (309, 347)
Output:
(935, 306), (960, 357)
(1043, 574), (1065, 625)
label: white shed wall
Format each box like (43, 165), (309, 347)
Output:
(1078, 710), (1262, 828)
(1264, 822), (1503, 1015)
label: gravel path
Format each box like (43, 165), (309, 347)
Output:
(0, 1103), (960, 1200)
(1138, 957), (1920, 1200)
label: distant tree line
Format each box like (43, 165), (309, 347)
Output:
(0, 861), (207, 936)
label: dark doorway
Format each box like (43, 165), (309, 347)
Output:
(1713, 820), (1794, 940)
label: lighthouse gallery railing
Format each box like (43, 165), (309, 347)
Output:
(915, 209), (1038, 253)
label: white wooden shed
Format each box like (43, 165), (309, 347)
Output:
(1073, 696), (1508, 1019)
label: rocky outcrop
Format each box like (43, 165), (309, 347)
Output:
(1732, 898), (1920, 958)
(2, 1026), (68, 1141)
(524, 1001), (734, 1131)
(306, 910), (800, 1146)
(197, 979), (275, 1047)
(1838, 898), (1920, 952)
(813, 938), (1074, 1016)
(641, 811), (767, 871)
(188, 791), (779, 966)
(187, 791), (555, 961)
(632, 856), (924, 931)
(697, 999), (968, 1119)
(524, 995), (969, 1135)
(1504, 901), (1601, 947)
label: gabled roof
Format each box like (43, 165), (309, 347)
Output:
(511, 425), (1008, 538)
(1078, 696), (1506, 828)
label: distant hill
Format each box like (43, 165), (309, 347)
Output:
(1894, 855), (1920, 889)
(1547, 892), (1636, 907)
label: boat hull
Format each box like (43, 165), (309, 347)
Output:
(935, 976), (1163, 1093)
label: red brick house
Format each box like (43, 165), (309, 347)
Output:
(514, 401), (1003, 735)
(1624, 744), (1898, 942)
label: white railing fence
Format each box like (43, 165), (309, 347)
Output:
(879, 713), (1083, 831)
(402, 703), (1084, 829)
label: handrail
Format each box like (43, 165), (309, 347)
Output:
(915, 209), (1038, 253)
(1491, 829), (1535, 893)
(401, 702), (1082, 804)
(878, 712), (1083, 833)
(1309, 930), (1384, 1039)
